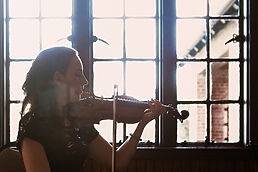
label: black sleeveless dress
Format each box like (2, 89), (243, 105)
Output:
(16, 112), (99, 172)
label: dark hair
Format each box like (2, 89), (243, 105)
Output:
(21, 46), (78, 116)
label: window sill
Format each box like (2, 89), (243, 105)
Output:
(134, 146), (257, 160)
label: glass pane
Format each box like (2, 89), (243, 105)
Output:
(244, 61), (247, 101)
(210, 0), (239, 16)
(41, 19), (72, 49)
(93, 19), (123, 59)
(176, 0), (206, 17)
(125, 0), (156, 17)
(41, 0), (72, 17)
(126, 120), (155, 142)
(94, 121), (124, 143)
(126, 61), (156, 101)
(177, 62), (207, 101)
(10, 103), (22, 142)
(126, 19), (156, 59)
(9, 0), (39, 17)
(177, 104), (207, 142)
(210, 62), (239, 100)
(9, 19), (40, 59)
(92, 0), (123, 17)
(210, 20), (239, 59)
(211, 104), (239, 143)
(93, 62), (123, 97)
(10, 61), (33, 100)
(176, 19), (206, 59)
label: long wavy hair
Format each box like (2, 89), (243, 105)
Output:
(21, 46), (78, 117)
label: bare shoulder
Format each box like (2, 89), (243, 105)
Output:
(22, 137), (44, 150)
(21, 138), (51, 172)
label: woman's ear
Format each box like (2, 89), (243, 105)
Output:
(53, 71), (65, 83)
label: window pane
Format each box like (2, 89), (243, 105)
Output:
(94, 121), (124, 143)
(92, 0), (123, 17)
(210, 62), (239, 100)
(10, 61), (33, 100)
(210, 0), (239, 16)
(41, 0), (72, 17)
(176, 0), (206, 17)
(126, 61), (156, 100)
(177, 104), (207, 142)
(177, 62), (207, 101)
(9, 0), (39, 17)
(126, 120), (155, 142)
(93, 19), (123, 59)
(211, 104), (239, 143)
(176, 19), (206, 59)
(41, 19), (72, 49)
(210, 19), (239, 59)
(93, 62), (123, 97)
(10, 103), (22, 142)
(126, 19), (156, 59)
(125, 0), (156, 17)
(9, 19), (40, 59)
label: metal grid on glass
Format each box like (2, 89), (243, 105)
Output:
(176, 0), (246, 145)
(90, 0), (160, 144)
(6, 0), (73, 142)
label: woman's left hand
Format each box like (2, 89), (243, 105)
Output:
(141, 99), (167, 125)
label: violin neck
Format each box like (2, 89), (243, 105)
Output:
(115, 98), (149, 108)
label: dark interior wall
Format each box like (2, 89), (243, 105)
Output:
(81, 149), (258, 172)
(250, 0), (258, 147)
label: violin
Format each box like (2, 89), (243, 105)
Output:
(63, 95), (189, 125)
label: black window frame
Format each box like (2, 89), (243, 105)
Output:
(172, 0), (247, 146)
(0, 0), (257, 149)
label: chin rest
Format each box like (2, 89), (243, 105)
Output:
(0, 146), (26, 172)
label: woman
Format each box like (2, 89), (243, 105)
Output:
(17, 46), (166, 172)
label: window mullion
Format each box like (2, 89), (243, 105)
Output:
(3, 0), (10, 146)
(206, 0), (211, 144)
(239, 0), (245, 145)
(0, 0), (7, 147)
(160, 0), (177, 146)
(73, 0), (92, 91)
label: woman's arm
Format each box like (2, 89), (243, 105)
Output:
(21, 138), (51, 172)
(87, 99), (166, 170)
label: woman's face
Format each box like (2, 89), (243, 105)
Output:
(54, 55), (88, 104)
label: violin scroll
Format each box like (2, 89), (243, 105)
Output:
(165, 104), (189, 123)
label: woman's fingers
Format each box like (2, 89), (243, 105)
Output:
(149, 99), (166, 112)
(146, 99), (166, 118)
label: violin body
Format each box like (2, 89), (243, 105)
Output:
(63, 96), (189, 125)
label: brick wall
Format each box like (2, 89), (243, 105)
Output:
(197, 63), (229, 142)
(197, 70), (206, 142)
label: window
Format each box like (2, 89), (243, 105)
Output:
(2, 0), (248, 147)
(90, 0), (159, 143)
(176, 0), (247, 144)
(7, 0), (72, 142)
